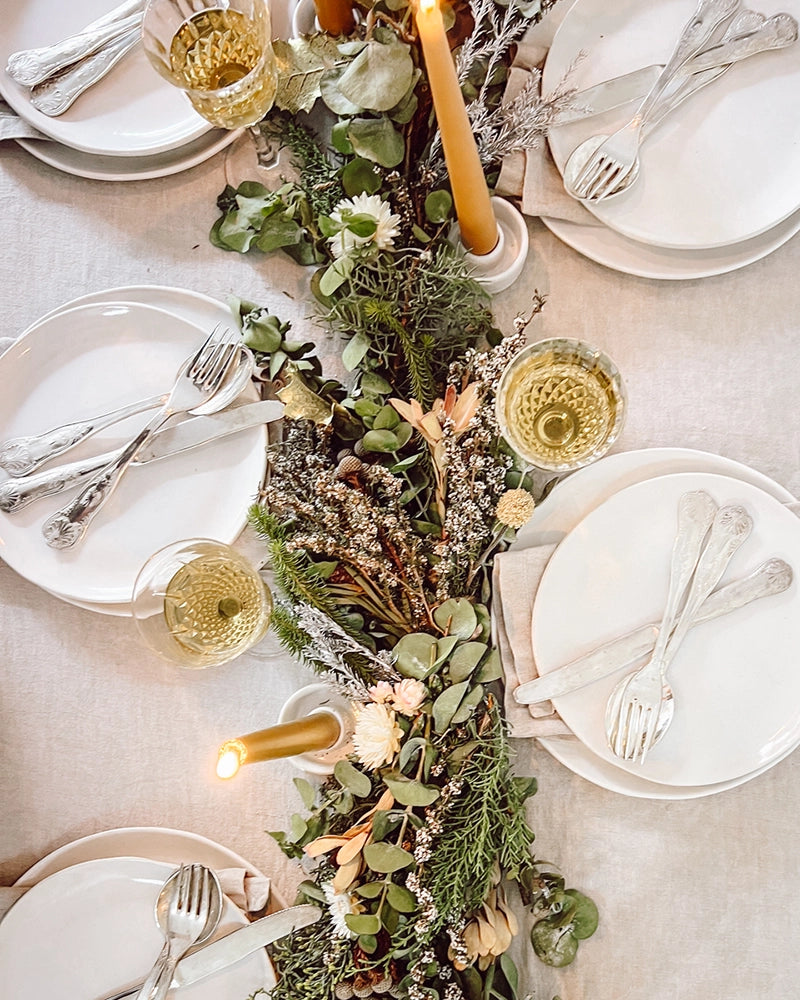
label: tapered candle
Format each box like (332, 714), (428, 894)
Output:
(313, 0), (356, 35)
(415, 0), (498, 255)
(216, 711), (342, 779)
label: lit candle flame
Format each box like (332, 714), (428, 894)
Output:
(216, 739), (247, 779)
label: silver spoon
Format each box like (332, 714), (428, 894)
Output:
(136, 865), (223, 1000)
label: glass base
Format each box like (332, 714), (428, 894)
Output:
(223, 125), (293, 189)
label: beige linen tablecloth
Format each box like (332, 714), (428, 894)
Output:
(3, 4), (800, 997)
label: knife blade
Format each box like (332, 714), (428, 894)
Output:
(99, 904), (321, 1000)
(555, 65), (662, 123)
(0, 399), (283, 514)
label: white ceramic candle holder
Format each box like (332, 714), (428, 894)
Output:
(449, 196), (529, 295)
(278, 682), (355, 775)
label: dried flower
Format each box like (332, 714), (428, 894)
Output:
(495, 488), (535, 529)
(369, 680), (395, 704)
(329, 193), (401, 259)
(448, 887), (518, 970)
(323, 881), (362, 938)
(391, 678), (427, 716)
(352, 702), (402, 769)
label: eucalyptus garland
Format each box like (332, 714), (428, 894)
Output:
(211, 2), (597, 997)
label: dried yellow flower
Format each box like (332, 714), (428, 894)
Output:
(495, 488), (536, 529)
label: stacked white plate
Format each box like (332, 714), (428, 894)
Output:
(2, 827), (280, 1000)
(514, 449), (800, 799)
(542, 0), (800, 278)
(0, 0), (294, 180)
(0, 286), (269, 616)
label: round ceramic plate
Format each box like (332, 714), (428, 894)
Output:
(544, 0), (800, 250)
(532, 472), (800, 787)
(538, 208), (800, 281)
(14, 128), (238, 181)
(0, 300), (266, 606)
(0, 0), (210, 157)
(0, 857), (271, 1000)
(514, 448), (798, 799)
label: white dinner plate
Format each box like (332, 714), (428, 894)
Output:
(0, 0), (210, 157)
(539, 207), (800, 281)
(544, 0), (800, 250)
(515, 448), (798, 799)
(532, 472), (800, 787)
(14, 128), (238, 181)
(0, 300), (267, 606)
(0, 856), (272, 1000)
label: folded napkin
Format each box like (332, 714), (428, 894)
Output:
(0, 100), (48, 142)
(0, 866), (271, 923)
(493, 545), (573, 739)
(494, 22), (602, 227)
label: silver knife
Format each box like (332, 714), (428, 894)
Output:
(98, 904), (321, 1000)
(0, 399), (283, 513)
(514, 558), (792, 704)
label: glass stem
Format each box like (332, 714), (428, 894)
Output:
(247, 123), (279, 168)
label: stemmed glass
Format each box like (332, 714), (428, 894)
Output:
(140, 0), (281, 184)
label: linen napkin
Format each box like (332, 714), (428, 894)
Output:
(0, 100), (48, 142)
(0, 866), (271, 923)
(493, 545), (572, 739)
(494, 22), (602, 228)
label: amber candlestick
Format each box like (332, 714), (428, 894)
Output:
(312, 0), (355, 35)
(216, 711), (342, 779)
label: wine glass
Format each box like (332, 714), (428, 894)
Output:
(496, 338), (626, 488)
(140, 0), (281, 184)
(132, 538), (273, 668)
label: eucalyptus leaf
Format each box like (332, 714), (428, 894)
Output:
(363, 842), (415, 873)
(255, 214), (304, 253)
(342, 157), (383, 196)
(319, 65), (363, 115)
(434, 598), (477, 639)
(334, 759), (372, 797)
(382, 773), (440, 807)
(563, 889), (599, 939)
(530, 918), (579, 967)
(459, 966), (483, 1000)
(356, 881), (386, 899)
(289, 813), (308, 841)
(331, 120), (354, 154)
(394, 423), (413, 448)
(432, 634), (460, 667)
(319, 256), (354, 297)
(345, 913), (382, 935)
(341, 330), (371, 371)
(447, 642), (487, 682)
(425, 190), (453, 224)
(360, 371), (393, 395)
(386, 883), (417, 913)
(296, 879), (326, 903)
(359, 934), (378, 953)
(393, 632), (437, 679)
(432, 681), (470, 733)
(374, 404), (400, 430)
(361, 428), (400, 453)
(499, 954), (519, 995)
(348, 117), (405, 168)
(386, 72), (420, 123)
(337, 37), (414, 111)
(242, 319), (283, 354)
(293, 777), (316, 810)
(398, 735), (428, 772)
(476, 648), (503, 682)
(451, 683), (484, 724)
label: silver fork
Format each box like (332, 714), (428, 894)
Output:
(41, 325), (239, 549)
(568, 0), (739, 201)
(608, 501), (753, 763)
(134, 865), (215, 1000)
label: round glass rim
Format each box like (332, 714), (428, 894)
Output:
(495, 337), (627, 473)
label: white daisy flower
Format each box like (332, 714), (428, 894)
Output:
(328, 193), (401, 259)
(323, 881), (358, 939)
(352, 702), (402, 770)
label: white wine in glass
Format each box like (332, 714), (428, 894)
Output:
(141, 0), (278, 130)
(496, 339), (626, 473)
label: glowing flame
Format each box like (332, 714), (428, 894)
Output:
(216, 739), (247, 779)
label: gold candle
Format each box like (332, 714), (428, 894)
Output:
(216, 711), (342, 779)
(415, 0), (498, 255)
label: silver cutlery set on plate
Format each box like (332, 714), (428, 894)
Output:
(0, 325), (282, 550)
(562, 0), (798, 202)
(5, 0), (145, 116)
(516, 488), (793, 765)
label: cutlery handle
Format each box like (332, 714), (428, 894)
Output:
(687, 12), (798, 72)
(31, 28), (141, 116)
(0, 449), (119, 513)
(0, 393), (160, 477)
(664, 503), (753, 665)
(131, 941), (169, 1000)
(5, 12), (143, 87)
(635, 0), (739, 124)
(42, 413), (166, 549)
(649, 490), (717, 666)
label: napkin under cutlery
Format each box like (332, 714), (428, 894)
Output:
(0, 100), (48, 142)
(0, 867), (270, 924)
